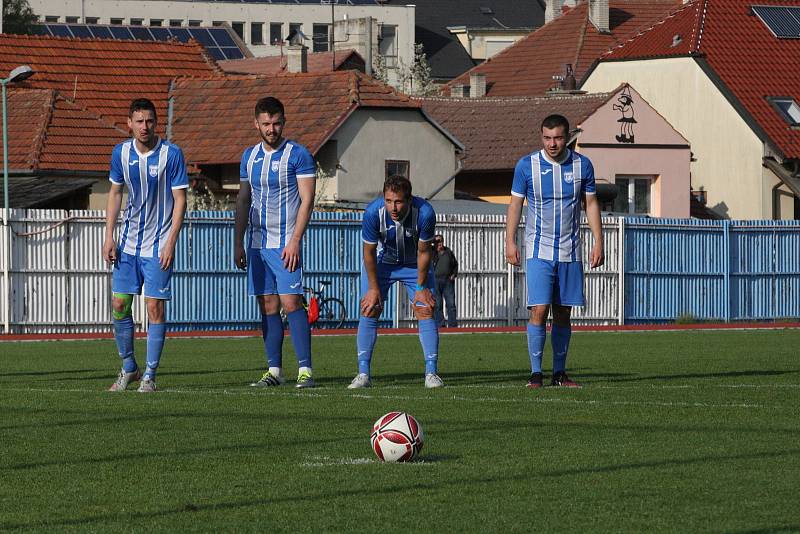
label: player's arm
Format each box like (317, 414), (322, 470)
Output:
(103, 183), (124, 264)
(505, 195), (524, 266)
(282, 176), (315, 272)
(583, 193), (604, 268)
(234, 182), (251, 271)
(360, 242), (382, 315)
(414, 238), (436, 309)
(160, 188), (187, 270)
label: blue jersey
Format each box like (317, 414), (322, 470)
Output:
(362, 195), (436, 265)
(109, 137), (189, 258)
(511, 149), (596, 262)
(240, 139), (316, 249)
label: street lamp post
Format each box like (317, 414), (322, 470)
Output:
(2, 65), (34, 334)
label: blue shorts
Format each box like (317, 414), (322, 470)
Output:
(248, 248), (303, 296)
(112, 251), (173, 300)
(360, 263), (435, 307)
(526, 257), (585, 307)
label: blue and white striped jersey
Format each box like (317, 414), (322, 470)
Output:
(511, 149), (596, 262)
(240, 139), (316, 250)
(362, 195), (436, 265)
(109, 137), (189, 258)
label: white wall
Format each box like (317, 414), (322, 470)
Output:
(582, 58), (769, 219)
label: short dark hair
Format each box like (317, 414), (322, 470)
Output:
(129, 98), (157, 118)
(383, 175), (412, 199)
(541, 114), (570, 134)
(255, 97), (285, 118)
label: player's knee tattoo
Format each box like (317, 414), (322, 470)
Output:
(112, 293), (133, 319)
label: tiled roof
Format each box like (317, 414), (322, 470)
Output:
(418, 92), (612, 170)
(218, 49), (364, 75)
(447, 0), (680, 96)
(602, 0), (800, 159)
(0, 33), (220, 134)
(2, 88), (129, 173)
(413, 0), (543, 80)
(9, 176), (95, 208)
(171, 70), (420, 165)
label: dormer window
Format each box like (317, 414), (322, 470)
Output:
(768, 97), (800, 126)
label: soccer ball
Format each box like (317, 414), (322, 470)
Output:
(371, 412), (424, 462)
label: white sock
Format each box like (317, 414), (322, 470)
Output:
(299, 366), (312, 376)
(269, 367), (282, 378)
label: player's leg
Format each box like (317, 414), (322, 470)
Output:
(401, 268), (442, 388)
(268, 249), (314, 388)
(250, 248), (286, 386)
(138, 255), (174, 392)
(526, 258), (556, 389)
(350, 263), (391, 388)
(108, 251), (142, 391)
(550, 261), (584, 388)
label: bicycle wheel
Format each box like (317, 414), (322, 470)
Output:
(319, 297), (347, 329)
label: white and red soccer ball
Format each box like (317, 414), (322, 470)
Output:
(371, 412), (424, 462)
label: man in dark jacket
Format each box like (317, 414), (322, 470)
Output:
(433, 234), (458, 327)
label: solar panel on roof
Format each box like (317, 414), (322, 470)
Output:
(31, 25), (50, 36)
(49, 24), (72, 37)
(169, 28), (192, 42)
(129, 26), (154, 40)
(188, 28), (216, 47)
(209, 27), (237, 46)
(67, 24), (92, 38)
(752, 5), (800, 38)
(109, 26), (134, 39)
(150, 27), (172, 40)
(220, 47), (246, 60)
(88, 25), (113, 38)
(206, 47), (226, 60)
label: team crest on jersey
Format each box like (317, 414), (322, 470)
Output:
(271, 160), (280, 173)
(148, 164), (159, 178)
(563, 172), (574, 183)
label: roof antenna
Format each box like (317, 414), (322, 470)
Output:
(73, 75), (78, 101)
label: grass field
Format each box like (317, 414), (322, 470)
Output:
(1, 329), (799, 532)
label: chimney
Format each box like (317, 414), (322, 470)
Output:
(451, 84), (468, 98)
(589, 0), (610, 33)
(545, 0), (564, 24)
(287, 44), (308, 73)
(469, 73), (486, 98)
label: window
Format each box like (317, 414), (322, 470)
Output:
(232, 22), (245, 40)
(169, 19), (183, 27)
(150, 19), (163, 26)
(312, 23), (330, 52)
(85, 17), (99, 24)
(65, 16), (79, 23)
(251, 22), (264, 44)
(130, 18), (143, 26)
(768, 97), (800, 126)
(270, 22), (283, 44)
(386, 160), (410, 179)
(379, 24), (398, 67)
(614, 175), (653, 214)
(188, 20), (202, 27)
(110, 18), (124, 25)
(44, 16), (59, 22)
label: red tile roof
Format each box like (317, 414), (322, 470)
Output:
(0, 33), (220, 135)
(218, 49), (365, 75)
(419, 92), (612, 170)
(602, 0), (800, 158)
(171, 70), (421, 165)
(2, 88), (128, 173)
(447, 0), (680, 96)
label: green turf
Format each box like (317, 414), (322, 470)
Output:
(1, 330), (799, 532)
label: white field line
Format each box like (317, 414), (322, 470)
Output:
(0, 386), (779, 409)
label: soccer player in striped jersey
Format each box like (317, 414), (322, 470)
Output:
(104, 98), (188, 393)
(348, 175), (443, 389)
(505, 114), (604, 389)
(234, 97), (317, 389)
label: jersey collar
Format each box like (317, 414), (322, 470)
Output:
(133, 136), (162, 158)
(539, 148), (571, 166)
(261, 138), (287, 155)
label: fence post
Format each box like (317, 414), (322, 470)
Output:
(723, 220), (731, 323)
(618, 217), (625, 326)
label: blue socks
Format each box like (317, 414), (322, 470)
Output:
(143, 322), (166, 380)
(113, 316), (137, 373)
(527, 324), (546, 374)
(262, 314), (285, 368)
(286, 308), (312, 369)
(418, 319), (439, 375)
(551, 324), (572, 374)
(356, 316), (379, 375)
